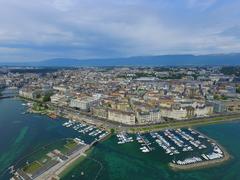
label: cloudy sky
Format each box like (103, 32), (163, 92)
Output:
(0, 0), (239, 62)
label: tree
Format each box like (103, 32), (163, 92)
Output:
(236, 87), (240, 94)
(214, 94), (220, 100)
(36, 94), (41, 99)
(110, 128), (115, 134)
(42, 92), (53, 102)
(221, 95), (228, 100)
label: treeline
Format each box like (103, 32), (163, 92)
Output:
(9, 68), (61, 74)
(220, 67), (240, 76)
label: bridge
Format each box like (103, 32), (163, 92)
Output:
(0, 95), (16, 99)
(0, 90), (18, 99)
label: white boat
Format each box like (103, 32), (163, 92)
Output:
(142, 149), (150, 153)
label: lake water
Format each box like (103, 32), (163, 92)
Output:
(0, 96), (79, 179)
(62, 122), (240, 180)
(0, 94), (240, 180)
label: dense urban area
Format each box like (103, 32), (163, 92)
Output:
(1, 66), (239, 179)
(1, 66), (240, 126)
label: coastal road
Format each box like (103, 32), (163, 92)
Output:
(32, 100), (240, 133)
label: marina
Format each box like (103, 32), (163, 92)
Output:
(116, 132), (133, 144)
(115, 128), (229, 169)
(62, 120), (109, 143)
(0, 97), (237, 180)
(136, 134), (153, 153)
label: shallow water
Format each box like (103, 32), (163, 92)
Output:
(0, 92), (239, 180)
(62, 123), (240, 180)
(0, 96), (79, 179)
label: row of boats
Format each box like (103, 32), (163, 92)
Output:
(173, 144), (224, 165)
(169, 130), (225, 165)
(62, 120), (108, 140)
(117, 133), (134, 144)
(116, 128), (217, 158)
(116, 133), (152, 153)
(173, 156), (202, 165)
(150, 128), (208, 155)
(63, 121), (75, 128)
(151, 132), (180, 155)
(173, 129), (207, 151)
(115, 128), (225, 166)
(136, 134), (153, 153)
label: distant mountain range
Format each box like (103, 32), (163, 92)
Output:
(1, 53), (240, 67)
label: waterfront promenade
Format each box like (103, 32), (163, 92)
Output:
(24, 97), (240, 134)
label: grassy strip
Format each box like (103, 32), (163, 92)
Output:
(22, 161), (42, 174)
(129, 114), (240, 133)
(64, 140), (78, 150)
(17, 139), (76, 176)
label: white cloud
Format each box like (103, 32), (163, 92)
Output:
(0, 0), (239, 61)
(51, 0), (76, 11)
(185, 0), (217, 10)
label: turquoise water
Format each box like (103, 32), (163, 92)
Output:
(0, 94), (79, 179)
(0, 91), (240, 180)
(62, 124), (240, 180)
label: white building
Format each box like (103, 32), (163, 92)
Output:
(108, 109), (136, 125)
(50, 94), (68, 106)
(160, 107), (190, 120)
(194, 106), (213, 117)
(70, 95), (101, 111)
(136, 109), (162, 124)
(160, 104), (213, 120)
(53, 86), (67, 93)
(19, 89), (37, 99)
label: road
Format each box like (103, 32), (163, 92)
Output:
(24, 98), (240, 133)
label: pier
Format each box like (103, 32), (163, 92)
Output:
(117, 128), (231, 170)
(136, 134), (153, 153)
(169, 151), (230, 171)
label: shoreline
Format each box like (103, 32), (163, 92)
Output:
(19, 96), (240, 134)
(58, 133), (112, 179)
(10, 98), (113, 180)
(128, 116), (240, 134)
(18, 97), (236, 174)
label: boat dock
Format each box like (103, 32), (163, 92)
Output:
(115, 128), (230, 169)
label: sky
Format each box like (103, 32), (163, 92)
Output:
(0, 0), (240, 62)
